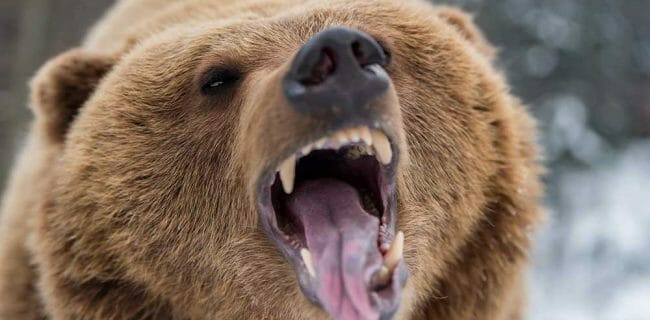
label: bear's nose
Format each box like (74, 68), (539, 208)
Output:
(283, 27), (390, 119)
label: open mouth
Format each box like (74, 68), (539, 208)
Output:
(257, 126), (406, 320)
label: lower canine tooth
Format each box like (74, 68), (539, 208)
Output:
(384, 231), (404, 271)
(371, 130), (392, 165)
(301, 248), (316, 278)
(279, 155), (296, 194)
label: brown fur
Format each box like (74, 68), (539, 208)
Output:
(0, 0), (542, 319)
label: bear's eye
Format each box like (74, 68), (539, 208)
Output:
(200, 68), (241, 95)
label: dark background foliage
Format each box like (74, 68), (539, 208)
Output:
(1, 1), (648, 318)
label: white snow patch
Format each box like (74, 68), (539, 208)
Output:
(529, 140), (650, 320)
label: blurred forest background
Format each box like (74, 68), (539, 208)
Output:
(1, 0), (649, 319)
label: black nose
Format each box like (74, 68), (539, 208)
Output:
(283, 27), (390, 119)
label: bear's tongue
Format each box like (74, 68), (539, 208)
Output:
(286, 179), (383, 320)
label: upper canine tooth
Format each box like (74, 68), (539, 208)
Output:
(301, 248), (316, 278)
(359, 127), (372, 146)
(384, 231), (404, 271)
(279, 155), (296, 194)
(371, 130), (392, 164)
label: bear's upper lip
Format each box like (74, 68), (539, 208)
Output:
(256, 124), (407, 320)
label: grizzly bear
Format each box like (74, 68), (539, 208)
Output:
(0, 0), (542, 319)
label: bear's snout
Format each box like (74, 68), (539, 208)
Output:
(283, 27), (390, 121)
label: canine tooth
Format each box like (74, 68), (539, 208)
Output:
(384, 231), (404, 271)
(301, 248), (316, 278)
(359, 127), (372, 146)
(371, 130), (392, 164)
(279, 155), (296, 194)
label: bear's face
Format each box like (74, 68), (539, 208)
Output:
(44, 2), (502, 319)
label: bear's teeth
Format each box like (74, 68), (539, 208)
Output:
(346, 128), (361, 143)
(384, 231), (404, 271)
(371, 130), (392, 165)
(301, 248), (316, 278)
(334, 131), (350, 145)
(359, 126), (373, 146)
(279, 155), (296, 194)
(280, 127), (389, 194)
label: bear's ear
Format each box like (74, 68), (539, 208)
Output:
(30, 49), (115, 143)
(435, 7), (496, 60)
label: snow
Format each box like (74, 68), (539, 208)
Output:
(529, 141), (650, 320)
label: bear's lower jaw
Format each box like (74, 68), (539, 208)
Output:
(256, 126), (406, 320)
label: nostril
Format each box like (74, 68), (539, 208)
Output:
(352, 39), (386, 68)
(352, 41), (364, 64)
(301, 48), (336, 86)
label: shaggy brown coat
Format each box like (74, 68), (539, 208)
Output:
(0, 0), (542, 319)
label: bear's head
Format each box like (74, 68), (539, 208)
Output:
(30, 1), (538, 319)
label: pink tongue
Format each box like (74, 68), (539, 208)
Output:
(286, 179), (382, 320)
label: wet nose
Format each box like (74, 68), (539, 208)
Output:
(283, 27), (390, 119)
